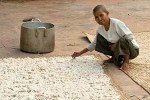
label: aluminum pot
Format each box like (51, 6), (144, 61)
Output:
(20, 21), (55, 53)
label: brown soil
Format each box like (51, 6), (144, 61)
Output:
(0, 0), (150, 58)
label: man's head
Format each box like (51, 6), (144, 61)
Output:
(93, 5), (109, 25)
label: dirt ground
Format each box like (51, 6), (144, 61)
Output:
(0, 0), (150, 58)
(0, 0), (150, 98)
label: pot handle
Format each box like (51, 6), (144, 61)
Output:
(22, 17), (41, 22)
(35, 27), (47, 38)
(32, 18), (41, 22)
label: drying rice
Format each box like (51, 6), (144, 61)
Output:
(0, 55), (120, 100)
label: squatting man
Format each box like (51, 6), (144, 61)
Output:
(72, 5), (139, 70)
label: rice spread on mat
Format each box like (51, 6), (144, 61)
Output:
(0, 56), (120, 100)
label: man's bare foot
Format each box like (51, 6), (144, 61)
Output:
(103, 58), (113, 64)
(120, 62), (129, 70)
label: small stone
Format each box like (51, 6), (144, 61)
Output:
(12, 94), (16, 97)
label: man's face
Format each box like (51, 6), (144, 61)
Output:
(94, 10), (109, 25)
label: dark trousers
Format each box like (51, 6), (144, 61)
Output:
(95, 34), (139, 66)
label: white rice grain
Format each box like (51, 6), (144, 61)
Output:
(0, 55), (120, 100)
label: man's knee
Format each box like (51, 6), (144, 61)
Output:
(118, 37), (130, 47)
(118, 37), (128, 43)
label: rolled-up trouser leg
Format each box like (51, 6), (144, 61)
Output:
(114, 37), (139, 65)
(95, 34), (114, 56)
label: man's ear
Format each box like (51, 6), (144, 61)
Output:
(107, 11), (109, 15)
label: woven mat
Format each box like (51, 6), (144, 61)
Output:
(124, 63), (150, 93)
(85, 32), (150, 94)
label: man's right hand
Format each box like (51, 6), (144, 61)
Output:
(72, 52), (81, 59)
(71, 48), (89, 59)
